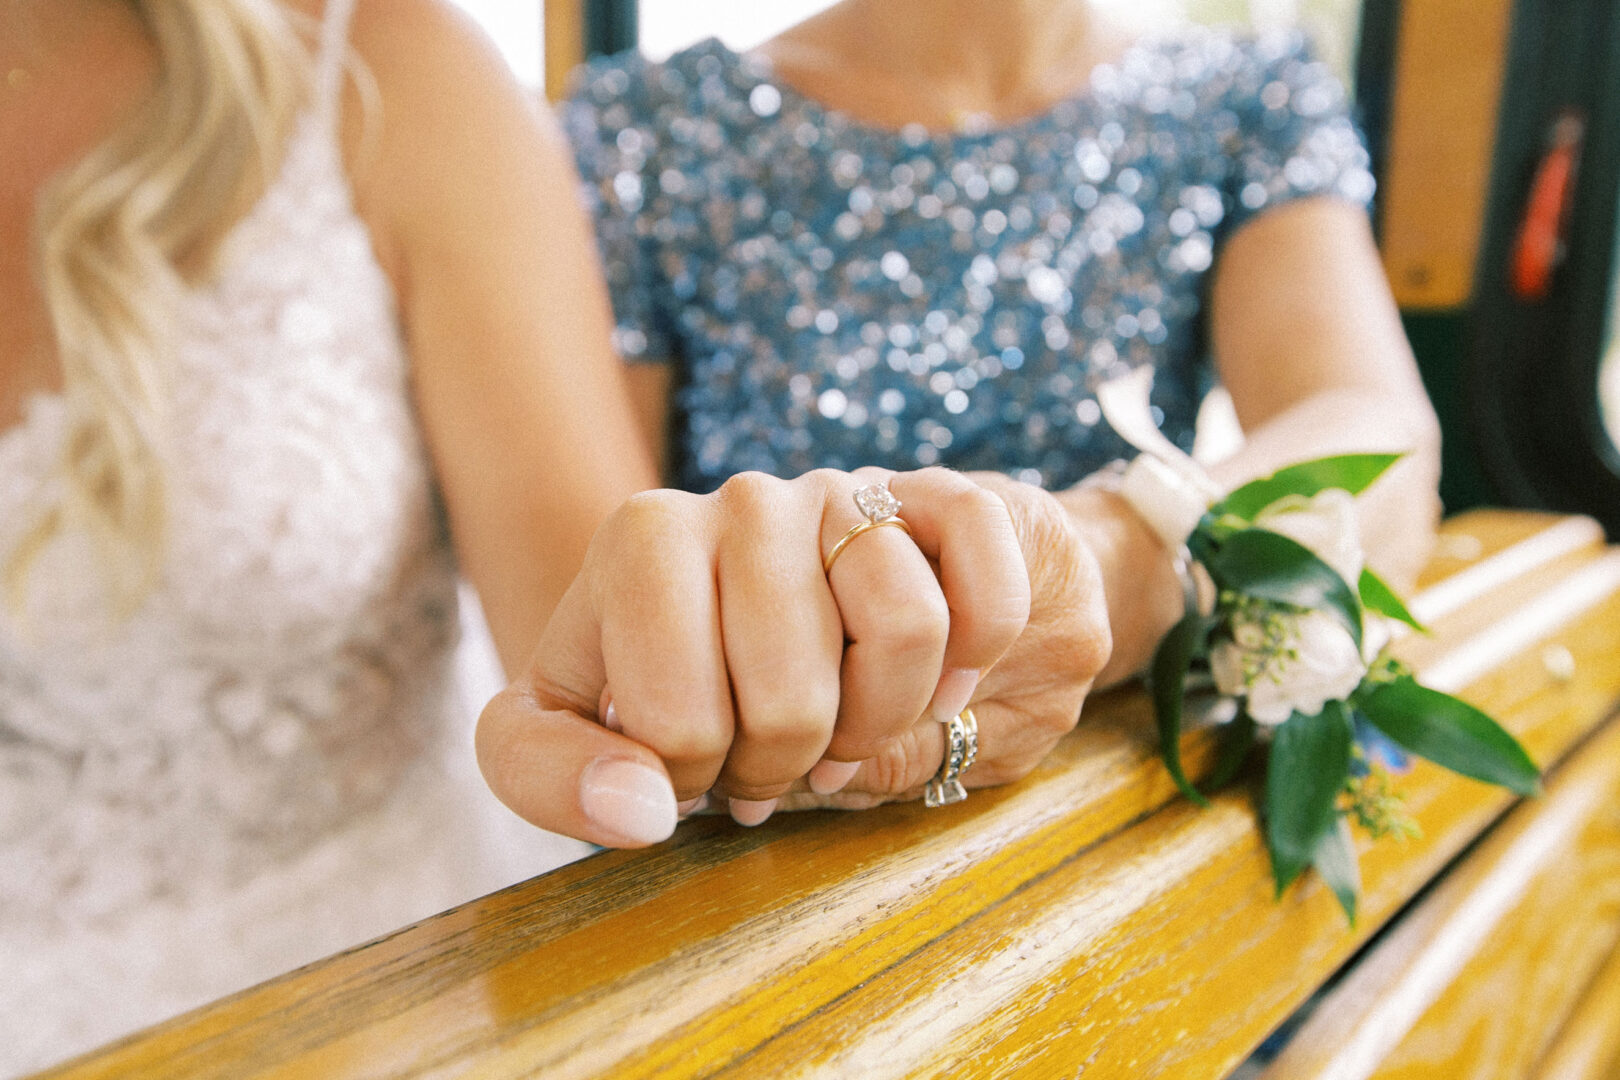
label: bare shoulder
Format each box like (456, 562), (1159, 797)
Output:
(287, 0), (564, 284)
(345, 0), (513, 87)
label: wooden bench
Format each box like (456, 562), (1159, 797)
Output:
(42, 510), (1620, 1080)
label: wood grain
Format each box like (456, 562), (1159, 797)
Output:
(1534, 937), (1620, 1080)
(1379, 0), (1517, 309)
(38, 513), (1620, 1080)
(1259, 718), (1620, 1080)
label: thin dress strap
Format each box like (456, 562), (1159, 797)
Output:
(312, 0), (358, 126)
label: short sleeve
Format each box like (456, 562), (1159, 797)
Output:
(1222, 33), (1376, 233)
(561, 57), (677, 364)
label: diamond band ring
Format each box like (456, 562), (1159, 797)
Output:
(823, 482), (913, 574)
(925, 708), (978, 808)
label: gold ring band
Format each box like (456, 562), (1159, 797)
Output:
(823, 517), (914, 574)
(925, 708), (978, 808)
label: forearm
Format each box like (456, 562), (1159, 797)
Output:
(1058, 386), (1443, 688)
(1208, 386), (1442, 590)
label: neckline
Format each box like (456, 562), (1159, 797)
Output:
(701, 34), (1154, 145)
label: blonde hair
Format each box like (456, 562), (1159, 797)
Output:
(11, 0), (313, 610)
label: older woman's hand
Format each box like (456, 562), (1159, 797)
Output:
(777, 471), (1113, 810)
(476, 467), (1039, 847)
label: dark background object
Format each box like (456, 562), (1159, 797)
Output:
(585, 0), (637, 59)
(1464, 0), (1620, 535)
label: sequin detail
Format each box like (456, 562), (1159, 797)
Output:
(566, 29), (1373, 492)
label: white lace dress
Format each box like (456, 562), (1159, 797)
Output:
(0, 5), (588, 1073)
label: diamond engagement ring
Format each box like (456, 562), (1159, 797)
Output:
(925, 708), (978, 808)
(823, 482), (914, 573)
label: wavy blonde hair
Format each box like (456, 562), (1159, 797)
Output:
(11, 0), (313, 611)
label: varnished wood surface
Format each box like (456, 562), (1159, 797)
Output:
(1534, 937), (1620, 1080)
(1379, 0), (1516, 309)
(41, 512), (1620, 1080)
(1259, 716), (1620, 1080)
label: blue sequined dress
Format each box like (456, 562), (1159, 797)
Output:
(565, 31), (1373, 493)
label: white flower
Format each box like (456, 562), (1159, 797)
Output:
(1210, 608), (1367, 725)
(1255, 488), (1363, 590)
(1361, 613), (1392, 664)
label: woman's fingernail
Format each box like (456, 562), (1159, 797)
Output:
(603, 700), (623, 733)
(931, 667), (981, 724)
(729, 797), (777, 827)
(677, 794), (709, 816)
(579, 758), (677, 845)
(808, 758), (862, 795)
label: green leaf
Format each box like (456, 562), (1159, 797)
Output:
(1360, 568), (1427, 634)
(1212, 454), (1403, 521)
(1266, 700), (1355, 895)
(1313, 817), (1362, 926)
(1206, 710), (1257, 791)
(1204, 529), (1364, 651)
(1359, 676), (1541, 795)
(1152, 612), (1211, 808)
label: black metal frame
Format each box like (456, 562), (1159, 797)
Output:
(1466, 0), (1620, 534)
(584, 0), (638, 59)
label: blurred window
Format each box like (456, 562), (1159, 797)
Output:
(1601, 223), (1620, 454)
(449, 0), (543, 86)
(636, 0), (1362, 86)
(640, 1), (838, 60)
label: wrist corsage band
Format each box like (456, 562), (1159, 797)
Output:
(1098, 373), (1539, 923)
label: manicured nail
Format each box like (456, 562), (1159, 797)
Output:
(729, 797), (777, 827)
(931, 667), (980, 725)
(579, 758), (676, 845)
(603, 700), (623, 733)
(808, 758), (862, 795)
(677, 795), (709, 816)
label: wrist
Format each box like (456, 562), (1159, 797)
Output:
(1058, 483), (1189, 688)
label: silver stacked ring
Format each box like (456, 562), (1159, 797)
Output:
(925, 708), (979, 808)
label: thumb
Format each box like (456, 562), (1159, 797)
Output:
(475, 568), (678, 849)
(476, 687), (679, 848)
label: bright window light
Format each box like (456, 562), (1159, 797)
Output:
(448, 0), (543, 86)
(639, 1), (839, 60)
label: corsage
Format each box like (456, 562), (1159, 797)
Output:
(1097, 371), (1540, 923)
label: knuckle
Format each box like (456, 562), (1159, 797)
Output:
(862, 733), (927, 794)
(951, 482), (1009, 522)
(472, 691), (519, 779)
(596, 490), (694, 559)
(720, 779), (793, 802)
(961, 583), (1033, 651)
(736, 693), (836, 752)
(804, 467), (850, 491)
(648, 719), (732, 768)
(717, 470), (781, 518)
(871, 587), (951, 656)
(1072, 621), (1113, 682)
(1041, 696), (1086, 738)
(914, 465), (966, 489)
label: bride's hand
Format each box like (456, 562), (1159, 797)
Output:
(476, 467), (1034, 847)
(776, 472), (1113, 811)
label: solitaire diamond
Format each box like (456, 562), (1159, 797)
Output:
(853, 483), (901, 522)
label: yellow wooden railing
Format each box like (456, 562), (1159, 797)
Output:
(40, 511), (1620, 1079)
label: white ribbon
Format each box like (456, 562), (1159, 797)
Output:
(1095, 368), (1221, 549)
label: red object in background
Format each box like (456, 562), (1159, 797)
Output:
(1512, 112), (1585, 300)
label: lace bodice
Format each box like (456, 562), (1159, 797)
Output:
(0, 6), (584, 1072)
(0, 101), (455, 913)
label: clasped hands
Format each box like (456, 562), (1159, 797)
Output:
(478, 467), (1112, 848)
